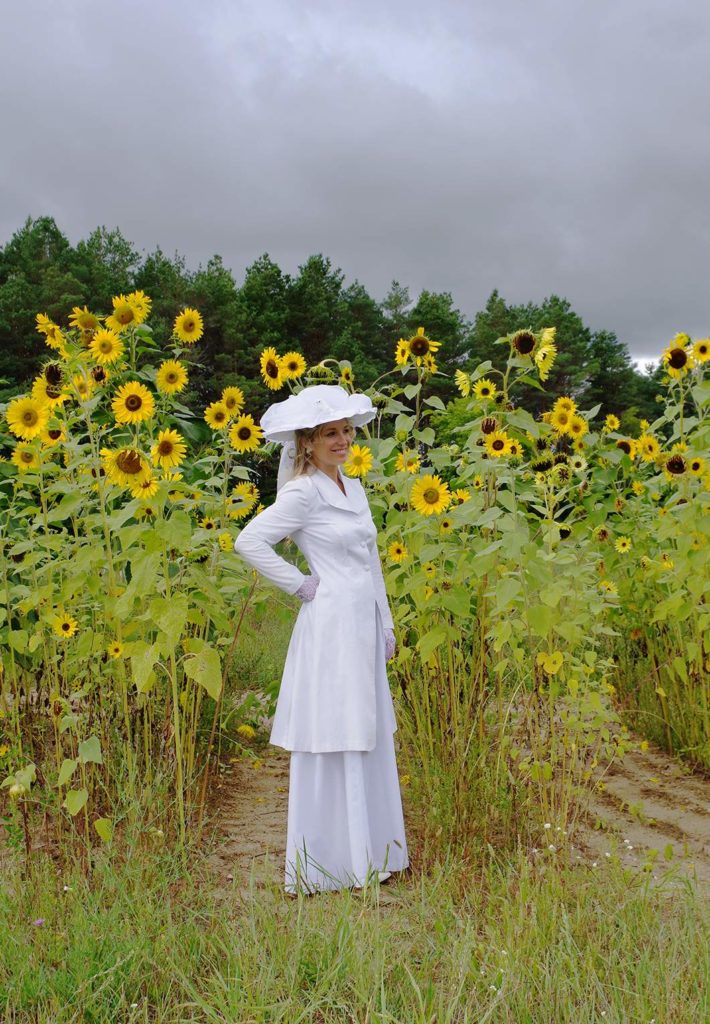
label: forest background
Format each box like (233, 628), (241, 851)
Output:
(0, 216), (664, 437)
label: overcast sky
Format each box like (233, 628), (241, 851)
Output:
(2, 0), (709, 366)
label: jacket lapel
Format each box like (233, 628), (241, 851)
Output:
(311, 468), (358, 513)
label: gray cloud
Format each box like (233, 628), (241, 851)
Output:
(2, 0), (709, 361)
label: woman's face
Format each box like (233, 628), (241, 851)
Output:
(309, 418), (354, 473)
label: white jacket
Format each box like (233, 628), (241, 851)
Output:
(234, 467), (395, 752)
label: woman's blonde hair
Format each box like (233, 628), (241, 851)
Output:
(292, 420), (355, 477)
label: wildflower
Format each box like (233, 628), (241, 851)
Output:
(659, 554), (674, 571)
(33, 371), (68, 408)
(259, 347), (283, 390)
(237, 724), (256, 740)
(485, 431), (512, 458)
(221, 385), (245, 413)
(127, 290), (151, 323)
(71, 374), (95, 401)
(407, 326), (441, 365)
(615, 536), (632, 554)
(232, 481), (259, 507)
(107, 642), (124, 659)
(422, 353), (438, 374)
(439, 516), (454, 535)
(536, 650), (563, 675)
(410, 474), (451, 516)
(173, 307), (204, 344)
(599, 579), (617, 595)
(89, 329), (124, 365)
(604, 414), (620, 431)
(473, 378), (497, 401)
(6, 396), (50, 440)
(156, 360), (188, 394)
(151, 429), (187, 470)
(692, 338), (709, 363)
(570, 455), (587, 474)
(632, 480), (644, 495)
(395, 450), (421, 473)
(112, 382), (155, 424)
(422, 562), (436, 578)
(281, 352), (307, 379)
(343, 444), (373, 477)
(204, 401), (230, 430)
(388, 540), (409, 563)
(480, 417), (498, 434)
(229, 415), (263, 453)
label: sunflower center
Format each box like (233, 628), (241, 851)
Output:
(48, 429), (62, 440)
(184, 318), (195, 332)
(666, 454), (686, 474)
(513, 332), (535, 354)
(125, 395), (143, 411)
(409, 337), (430, 357)
(158, 440), (174, 456)
(492, 439), (505, 451)
(668, 347), (687, 369)
(116, 450), (143, 475)
(62, 622), (71, 632)
(617, 440), (631, 454)
(20, 451), (33, 463)
(100, 339), (113, 352)
(92, 367), (107, 382)
(45, 364), (63, 385)
(266, 360), (279, 379)
(117, 307), (135, 325)
(238, 427), (251, 440)
(166, 371), (178, 383)
(423, 488), (440, 504)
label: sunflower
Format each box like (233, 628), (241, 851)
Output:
(201, 516), (217, 531)
(130, 473), (159, 501)
(570, 455), (587, 474)
(237, 724), (256, 740)
(89, 329), (124, 365)
(11, 444), (40, 472)
(90, 365), (109, 386)
(692, 338), (710, 363)
(173, 307), (204, 344)
(451, 488), (471, 504)
(637, 434), (661, 463)
(604, 414), (620, 432)
(473, 474), (484, 490)
(260, 347), (284, 390)
(229, 414), (263, 453)
(439, 516), (454, 535)
(388, 540), (409, 563)
(394, 338), (411, 367)
(126, 290), (151, 324)
(112, 381), (155, 424)
(631, 480), (644, 495)
(107, 641), (124, 659)
(343, 444), (373, 477)
(485, 430), (512, 458)
(507, 439), (523, 459)
(52, 613), (78, 639)
(340, 366), (354, 386)
(616, 438), (636, 457)
(510, 329), (536, 357)
(454, 369), (471, 396)
(40, 426), (66, 447)
(480, 417), (498, 435)
(281, 352), (307, 379)
(554, 396), (577, 416)
(6, 396), (50, 440)
(106, 294), (138, 333)
(35, 313), (66, 353)
(410, 474), (451, 516)
(395, 450), (420, 473)
(664, 453), (686, 476)
(549, 407), (573, 435)
(407, 327), (441, 365)
(32, 374), (68, 409)
(662, 337), (694, 378)
(156, 360), (188, 394)
(221, 385), (245, 413)
(233, 481), (259, 507)
(204, 401), (230, 430)
(151, 429), (187, 470)
(534, 342), (557, 381)
(104, 448), (150, 487)
(599, 579), (617, 595)
(68, 306), (100, 334)
(423, 353), (438, 374)
(689, 456), (706, 476)
(218, 532), (233, 552)
(615, 536), (632, 554)
(568, 415), (588, 441)
(473, 378), (497, 401)
(593, 525), (610, 542)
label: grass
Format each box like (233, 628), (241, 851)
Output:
(1, 835), (707, 1023)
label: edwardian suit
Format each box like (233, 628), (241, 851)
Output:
(234, 465), (409, 892)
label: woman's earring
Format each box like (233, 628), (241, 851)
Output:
(305, 448), (312, 458)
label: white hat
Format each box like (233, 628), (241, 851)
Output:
(260, 384), (377, 491)
(260, 384), (376, 445)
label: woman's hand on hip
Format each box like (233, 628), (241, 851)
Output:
(384, 628), (396, 662)
(295, 574), (320, 602)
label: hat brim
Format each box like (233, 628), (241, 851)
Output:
(260, 387), (376, 444)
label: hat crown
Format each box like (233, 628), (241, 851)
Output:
(260, 384), (375, 443)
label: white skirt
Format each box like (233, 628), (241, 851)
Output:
(284, 607), (409, 894)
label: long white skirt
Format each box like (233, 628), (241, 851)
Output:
(284, 607), (409, 894)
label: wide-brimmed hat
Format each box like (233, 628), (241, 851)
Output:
(260, 384), (376, 445)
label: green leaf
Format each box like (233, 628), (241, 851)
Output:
(403, 383), (421, 399)
(156, 510), (192, 549)
(131, 642), (161, 694)
(417, 626), (449, 663)
(78, 735), (103, 765)
(423, 395), (446, 410)
(8, 629), (28, 653)
(57, 759), (78, 787)
(64, 789), (88, 816)
(527, 605), (554, 638)
(440, 589), (471, 618)
(94, 818), (114, 842)
(150, 594), (189, 643)
(184, 643), (223, 700)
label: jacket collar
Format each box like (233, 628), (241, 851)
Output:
(311, 468), (361, 513)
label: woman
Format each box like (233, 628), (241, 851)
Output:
(234, 384), (409, 894)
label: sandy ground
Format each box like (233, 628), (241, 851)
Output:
(203, 741), (710, 896)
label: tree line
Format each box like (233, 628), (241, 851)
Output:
(0, 216), (663, 425)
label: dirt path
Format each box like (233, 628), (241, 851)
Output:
(204, 741), (710, 894)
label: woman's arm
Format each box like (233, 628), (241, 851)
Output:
(234, 477), (313, 595)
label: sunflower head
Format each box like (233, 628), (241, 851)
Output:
(407, 327), (441, 364)
(204, 401), (230, 430)
(173, 308), (204, 344)
(510, 330), (536, 356)
(480, 417), (498, 435)
(281, 352), (307, 379)
(665, 453), (686, 476)
(410, 474), (451, 516)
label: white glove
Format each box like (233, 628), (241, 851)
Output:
(295, 574), (320, 602)
(384, 628), (396, 662)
